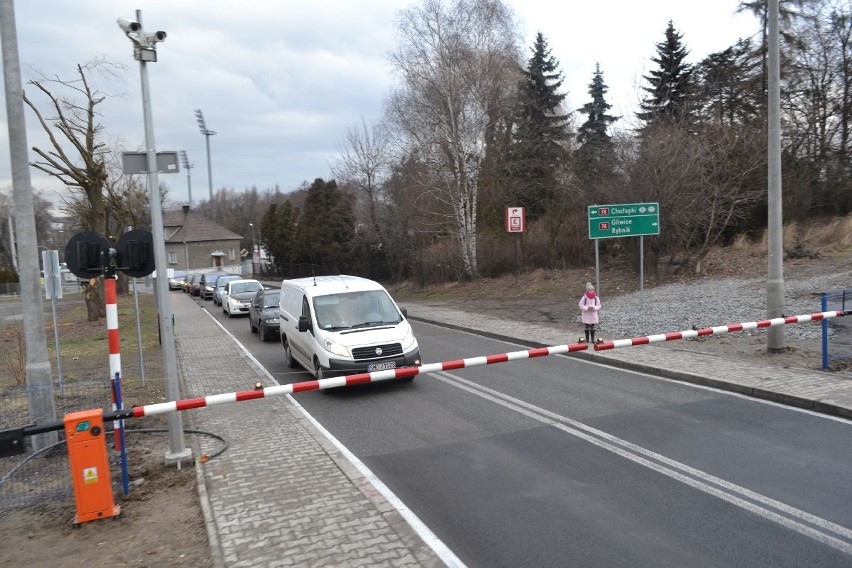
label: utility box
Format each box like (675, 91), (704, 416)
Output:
(64, 409), (120, 524)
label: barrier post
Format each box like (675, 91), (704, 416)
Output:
(64, 408), (120, 525)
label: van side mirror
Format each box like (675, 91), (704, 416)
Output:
(298, 315), (310, 333)
(400, 307), (408, 318)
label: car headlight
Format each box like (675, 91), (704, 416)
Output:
(267, 317), (279, 324)
(323, 338), (350, 358)
(401, 327), (417, 351)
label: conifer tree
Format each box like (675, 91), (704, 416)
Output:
(510, 32), (570, 219)
(576, 64), (619, 177)
(637, 21), (693, 126)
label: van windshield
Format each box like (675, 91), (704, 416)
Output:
(314, 290), (401, 331)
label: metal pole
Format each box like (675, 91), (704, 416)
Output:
(134, 9), (190, 464)
(594, 239), (600, 298)
(767, 0), (786, 353)
(639, 236), (644, 310)
(186, 163), (192, 208)
(204, 133), (213, 201)
(1, 0), (57, 450)
(132, 277), (145, 386)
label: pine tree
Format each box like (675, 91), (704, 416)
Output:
(637, 21), (693, 126)
(694, 39), (761, 126)
(510, 32), (571, 219)
(576, 64), (619, 177)
(292, 178), (354, 270)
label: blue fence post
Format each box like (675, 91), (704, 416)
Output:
(821, 292), (828, 370)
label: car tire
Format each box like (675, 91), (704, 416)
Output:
(250, 319), (256, 333)
(283, 338), (297, 368)
(315, 359), (332, 394)
(259, 323), (268, 342)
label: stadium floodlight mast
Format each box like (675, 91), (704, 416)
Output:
(117, 10), (191, 466)
(179, 150), (193, 208)
(194, 109), (216, 201)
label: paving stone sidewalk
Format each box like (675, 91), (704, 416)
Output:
(171, 293), (445, 568)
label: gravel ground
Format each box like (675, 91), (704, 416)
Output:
(601, 268), (852, 341)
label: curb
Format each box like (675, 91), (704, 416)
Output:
(409, 314), (852, 421)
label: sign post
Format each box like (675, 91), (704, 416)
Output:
(505, 207), (525, 282)
(587, 203), (660, 308)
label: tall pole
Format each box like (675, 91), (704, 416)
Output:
(180, 150), (192, 208)
(249, 222), (255, 277)
(1, 0), (57, 450)
(767, 0), (785, 353)
(195, 109), (215, 201)
(204, 133), (213, 200)
(131, 10), (190, 464)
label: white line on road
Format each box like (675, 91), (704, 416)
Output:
(432, 370), (852, 556)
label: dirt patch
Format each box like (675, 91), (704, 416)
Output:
(0, 426), (212, 568)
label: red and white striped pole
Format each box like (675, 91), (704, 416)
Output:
(594, 310), (846, 351)
(129, 341), (592, 417)
(104, 276), (123, 450)
(122, 309), (848, 420)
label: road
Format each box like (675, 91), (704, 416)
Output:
(193, 292), (852, 567)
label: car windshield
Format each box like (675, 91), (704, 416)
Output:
(217, 277), (237, 289)
(231, 282), (261, 294)
(314, 290), (401, 330)
(261, 291), (280, 308)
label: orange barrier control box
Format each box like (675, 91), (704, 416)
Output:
(63, 409), (120, 524)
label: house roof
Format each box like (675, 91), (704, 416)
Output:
(162, 207), (243, 243)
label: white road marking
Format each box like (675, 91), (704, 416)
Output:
(432, 370), (852, 556)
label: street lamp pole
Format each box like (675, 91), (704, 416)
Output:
(249, 222), (256, 277)
(179, 150), (193, 208)
(194, 109), (216, 201)
(118, 10), (190, 465)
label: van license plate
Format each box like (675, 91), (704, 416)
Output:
(368, 361), (396, 372)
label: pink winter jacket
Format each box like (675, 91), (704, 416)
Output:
(579, 293), (601, 324)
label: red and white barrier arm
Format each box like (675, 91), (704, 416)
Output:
(129, 342), (591, 417)
(594, 310), (847, 351)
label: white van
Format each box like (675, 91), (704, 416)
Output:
(278, 275), (421, 381)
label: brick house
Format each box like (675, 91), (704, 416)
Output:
(163, 206), (243, 273)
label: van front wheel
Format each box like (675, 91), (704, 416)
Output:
(283, 339), (297, 368)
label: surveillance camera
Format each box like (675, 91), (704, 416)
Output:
(117, 17), (141, 33)
(142, 30), (167, 44)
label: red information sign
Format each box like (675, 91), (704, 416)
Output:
(505, 207), (525, 233)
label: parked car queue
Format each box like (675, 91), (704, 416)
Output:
(173, 272), (281, 344)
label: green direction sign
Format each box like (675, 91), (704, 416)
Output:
(587, 202), (660, 239)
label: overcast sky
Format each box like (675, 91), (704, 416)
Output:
(0, 0), (758, 209)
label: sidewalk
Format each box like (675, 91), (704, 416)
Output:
(171, 292), (852, 567)
(171, 293), (446, 568)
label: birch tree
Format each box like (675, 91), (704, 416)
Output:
(388, 0), (520, 279)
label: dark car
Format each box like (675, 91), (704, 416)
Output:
(249, 288), (281, 341)
(188, 274), (203, 297)
(213, 274), (242, 306)
(181, 273), (197, 293)
(200, 272), (228, 301)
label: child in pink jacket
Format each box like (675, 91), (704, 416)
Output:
(578, 282), (601, 343)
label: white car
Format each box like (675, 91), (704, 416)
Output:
(222, 279), (263, 317)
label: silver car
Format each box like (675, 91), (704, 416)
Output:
(222, 279), (263, 317)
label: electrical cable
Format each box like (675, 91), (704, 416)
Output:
(0, 428), (227, 490)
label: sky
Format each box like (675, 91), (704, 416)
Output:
(0, 0), (759, 210)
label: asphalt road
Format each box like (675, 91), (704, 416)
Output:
(193, 293), (852, 568)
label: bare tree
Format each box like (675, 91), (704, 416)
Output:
(629, 121), (765, 274)
(23, 60), (124, 320)
(388, 0), (521, 279)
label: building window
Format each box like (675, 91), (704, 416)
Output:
(168, 251), (177, 264)
(229, 248), (235, 260)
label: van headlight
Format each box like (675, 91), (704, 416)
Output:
(324, 338), (350, 358)
(402, 328), (417, 352)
